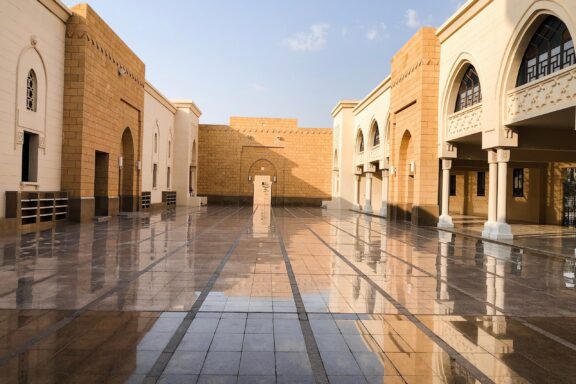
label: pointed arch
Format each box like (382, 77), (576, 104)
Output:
(516, 15), (574, 86)
(455, 65), (482, 112)
(369, 120), (380, 147)
(498, 2), (576, 103)
(355, 129), (365, 153)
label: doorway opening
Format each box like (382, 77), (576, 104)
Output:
(94, 151), (109, 216)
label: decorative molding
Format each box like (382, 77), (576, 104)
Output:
(507, 66), (576, 124)
(367, 145), (383, 164)
(447, 103), (482, 140)
(65, 30), (145, 87)
(15, 131), (24, 145)
(391, 58), (440, 88)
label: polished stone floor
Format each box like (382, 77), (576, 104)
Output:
(1, 206), (576, 383)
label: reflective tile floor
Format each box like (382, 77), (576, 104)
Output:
(1, 206), (576, 383)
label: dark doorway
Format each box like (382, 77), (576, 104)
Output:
(120, 128), (135, 212)
(94, 151), (109, 216)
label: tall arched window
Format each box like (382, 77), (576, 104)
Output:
(455, 65), (482, 112)
(356, 131), (364, 153)
(26, 69), (37, 112)
(371, 122), (380, 147)
(168, 141), (171, 158)
(154, 133), (158, 153)
(517, 16), (575, 86)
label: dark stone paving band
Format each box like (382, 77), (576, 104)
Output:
(0, 206), (244, 369)
(284, 208), (495, 384)
(144, 206), (256, 383)
(272, 208), (330, 384)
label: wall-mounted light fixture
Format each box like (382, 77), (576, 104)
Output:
(118, 156), (123, 168)
(273, 176), (277, 183)
(248, 175), (252, 182)
(409, 161), (416, 175)
(136, 160), (141, 171)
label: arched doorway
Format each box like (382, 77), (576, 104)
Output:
(399, 130), (413, 221)
(120, 128), (135, 212)
(248, 159), (277, 205)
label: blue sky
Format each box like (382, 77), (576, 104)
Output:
(63, 1), (463, 127)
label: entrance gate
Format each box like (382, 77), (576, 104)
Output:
(253, 175), (272, 206)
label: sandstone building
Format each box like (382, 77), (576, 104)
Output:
(198, 117), (332, 206)
(0, 1), (203, 233)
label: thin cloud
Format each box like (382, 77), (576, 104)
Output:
(285, 23), (330, 52)
(366, 23), (390, 41)
(405, 9), (421, 29)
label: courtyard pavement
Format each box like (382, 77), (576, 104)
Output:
(0, 206), (576, 383)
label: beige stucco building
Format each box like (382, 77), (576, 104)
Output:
(0, 0), (70, 232)
(332, 0), (576, 238)
(0, 1), (203, 233)
(437, 0), (576, 239)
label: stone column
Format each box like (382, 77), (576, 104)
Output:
(364, 172), (373, 214)
(492, 148), (513, 240)
(379, 169), (389, 217)
(482, 150), (498, 238)
(353, 175), (361, 210)
(438, 159), (454, 228)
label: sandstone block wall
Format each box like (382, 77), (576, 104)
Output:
(62, 4), (145, 220)
(198, 117), (332, 205)
(388, 28), (441, 225)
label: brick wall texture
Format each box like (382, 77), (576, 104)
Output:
(198, 117), (332, 203)
(388, 28), (441, 224)
(62, 4), (144, 200)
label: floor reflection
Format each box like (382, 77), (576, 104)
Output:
(0, 206), (575, 382)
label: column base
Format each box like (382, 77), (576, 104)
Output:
(437, 214), (454, 229)
(379, 205), (387, 218)
(482, 221), (513, 240)
(364, 200), (373, 214)
(353, 204), (361, 211)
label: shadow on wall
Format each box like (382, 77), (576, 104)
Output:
(197, 123), (332, 207)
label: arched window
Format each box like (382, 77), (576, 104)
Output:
(26, 69), (37, 112)
(168, 141), (171, 158)
(356, 131), (364, 153)
(517, 16), (575, 86)
(455, 65), (482, 112)
(371, 122), (380, 147)
(154, 133), (158, 153)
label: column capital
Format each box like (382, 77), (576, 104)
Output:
(355, 175), (361, 181)
(496, 148), (511, 163)
(365, 172), (373, 179)
(487, 149), (497, 164)
(441, 158), (452, 170)
(365, 163), (377, 173)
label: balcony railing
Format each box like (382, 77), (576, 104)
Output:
(507, 65), (576, 124)
(446, 103), (482, 141)
(367, 145), (383, 164)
